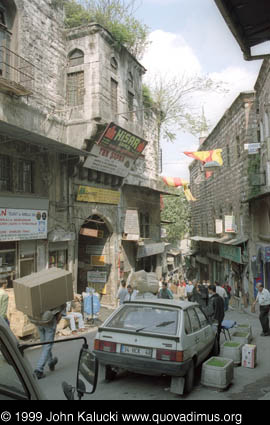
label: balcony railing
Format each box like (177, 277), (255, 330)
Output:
(0, 46), (34, 96)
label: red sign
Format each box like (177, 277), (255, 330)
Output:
(97, 122), (148, 159)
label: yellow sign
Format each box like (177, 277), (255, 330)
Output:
(77, 186), (121, 205)
(91, 255), (106, 267)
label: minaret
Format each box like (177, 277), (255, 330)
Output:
(199, 107), (208, 145)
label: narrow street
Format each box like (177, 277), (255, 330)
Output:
(25, 305), (270, 401)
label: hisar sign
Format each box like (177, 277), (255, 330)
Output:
(97, 122), (148, 159)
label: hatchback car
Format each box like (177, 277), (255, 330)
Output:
(94, 299), (218, 394)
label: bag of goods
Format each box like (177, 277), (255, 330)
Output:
(127, 270), (159, 294)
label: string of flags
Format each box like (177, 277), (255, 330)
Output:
(162, 176), (196, 202)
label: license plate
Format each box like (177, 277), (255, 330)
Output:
(121, 344), (153, 357)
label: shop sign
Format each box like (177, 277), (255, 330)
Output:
(219, 244), (241, 263)
(83, 144), (135, 177)
(215, 219), (223, 234)
(224, 215), (236, 233)
(97, 122), (148, 159)
(244, 143), (260, 154)
(0, 208), (47, 241)
(124, 209), (140, 240)
(85, 245), (105, 255)
(77, 186), (120, 205)
(87, 271), (107, 283)
(91, 255), (106, 267)
(137, 242), (165, 259)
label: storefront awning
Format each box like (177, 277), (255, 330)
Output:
(190, 236), (218, 243)
(221, 237), (248, 246)
(0, 121), (91, 157)
(137, 242), (165, 259)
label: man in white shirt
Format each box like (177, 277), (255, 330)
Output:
(186, 281), (194, 301)
(117, 280), (128, 305)
(124, 285), (138, 302)
(215, 282), (228, 310)
(252, 283), (270, 336)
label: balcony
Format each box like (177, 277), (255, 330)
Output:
(0, 46), (34, 96)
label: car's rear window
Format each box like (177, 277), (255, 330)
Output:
(106, 305), (179, 335)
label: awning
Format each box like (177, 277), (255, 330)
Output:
(0, 121), (91, 157)
(167, 250), (181, 256)
(195, 255), (210, 265)
(190, 236), (218, 243)
(222, 237), (248, 246)
(137, 242), (165, 259)
(214, 0), (270, 60)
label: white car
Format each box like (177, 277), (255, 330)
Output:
(94, 299), (218, 394)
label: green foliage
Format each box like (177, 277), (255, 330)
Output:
(61, 0), (150, 59)
(142, 84), (154, 109)
(161, 190), (190, 243)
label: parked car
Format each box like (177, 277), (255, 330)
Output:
(0, 317), (98, 400)
(94, 299), (218, 394)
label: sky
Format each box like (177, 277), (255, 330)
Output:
(134, 0), (263, 181)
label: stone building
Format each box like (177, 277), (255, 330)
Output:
(0, 0), (167, 305)
(188, 91), (257, 303)
(246, 59), (270, 298)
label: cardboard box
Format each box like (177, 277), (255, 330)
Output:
(13, 268), (74, 317)
(241, 344), (257, 368)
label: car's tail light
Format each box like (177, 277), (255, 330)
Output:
(94, 339), (116, 353)
(156, 349), (184, 362)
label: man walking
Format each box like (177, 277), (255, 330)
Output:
(117, 280), (128, 305)
(32, 304), (65, 379)
(0, 280), (9, 326)
(252, 283), (270, 336)
(157, 281), (173, 299)
(124, 285), (138, 302)
(207, 285), (225, 353)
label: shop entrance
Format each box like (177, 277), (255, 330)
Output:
(78, 215), (111, 295)
(20, 259), (34, 277)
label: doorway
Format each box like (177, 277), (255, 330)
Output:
(78, 215), (111, 295)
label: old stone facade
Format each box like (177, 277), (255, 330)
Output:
(189, 91), (257, 304)
(0, 0), (165, 306)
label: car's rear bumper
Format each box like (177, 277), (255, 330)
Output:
(93, 350), (192, 377)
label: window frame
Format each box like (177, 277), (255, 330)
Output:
(0, 154), (11, 192)
(67, 71), (85, 107)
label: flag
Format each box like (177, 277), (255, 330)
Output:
(162, 176), (196, 202)
(183, 149), (223, 166)
(162, 176), (188, 187)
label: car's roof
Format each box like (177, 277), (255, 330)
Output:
(123, 298), (198, 310)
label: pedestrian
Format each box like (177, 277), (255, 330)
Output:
(198, 281), (209, 307)
(186, 280), (194, 301)
(222, 282), (231, 312)
(33, 304), (65, 379)
(124, 284), (138, 302)
(178, 280), (187, 300)
(191, 281), (205, 310)
(117, 280), (128, 305)
(157, 281), (173, 299)
(207, 285), (225, 354)
(62, 301), (85, 335)
(215, 281), (228, 311)
(0, 280), (9, 326)
(252, 283), (270, 336)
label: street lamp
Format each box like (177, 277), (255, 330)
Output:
(204, 161), (222, 172)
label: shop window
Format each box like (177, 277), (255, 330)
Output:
(17, 159), (33, 193)
(140, 212), (150, 239)
(49, 250), (68, 270)
(111, 78), (118, 116)
(0, 248), (16, 283)
(68, 49), (84, 67)
(0, 154), (11, 191)
(67, 71), (84, 106)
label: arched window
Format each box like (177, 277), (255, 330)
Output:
(110, 57), (118, 72)
(68, 49), (84, 67)
(128, 71), (133, 87)
(264, 111), (269, 138)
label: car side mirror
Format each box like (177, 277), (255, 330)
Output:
(76, 348), (98, 399)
